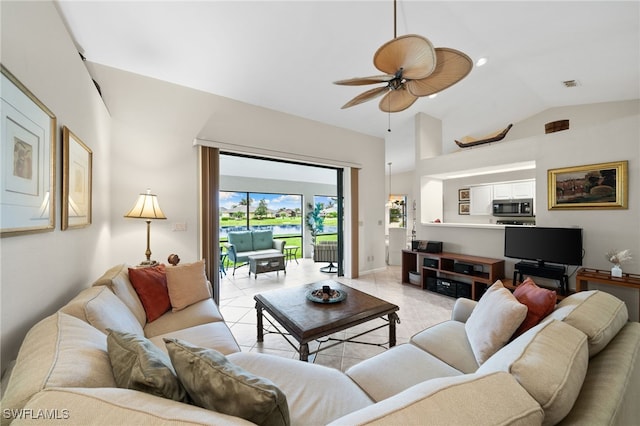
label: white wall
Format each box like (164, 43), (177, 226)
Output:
(415, 100), (640, 320)
(1, 1), (112, 372)
(88, 63), (386, 276)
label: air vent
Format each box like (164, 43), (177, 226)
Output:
(562, 80), (580, 88)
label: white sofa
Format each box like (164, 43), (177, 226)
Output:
(2, 265), (639, 425)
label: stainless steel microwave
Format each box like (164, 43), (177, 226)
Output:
(492, 198), (534, 217)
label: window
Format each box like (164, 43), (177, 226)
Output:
(219, 191), (303, 242)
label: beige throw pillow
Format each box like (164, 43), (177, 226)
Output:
(165, 259), (212, 311)
(165, 338), (290, 426)
(548, 290), (628, 357)
(465, 280), (528, 365)
(106, 329), (188, 403)
(477, 320), (589, 425)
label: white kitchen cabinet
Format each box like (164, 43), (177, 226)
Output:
(512, 180), (535, 198)
(470, 185), (493, 215)
(493, 183), (513, 200)
(492, 180), (535, 200)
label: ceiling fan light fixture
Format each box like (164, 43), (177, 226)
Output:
(476, 57), (488, 67)
(334, 0), (472, 113)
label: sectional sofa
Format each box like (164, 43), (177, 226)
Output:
(1, 263), (639, 425)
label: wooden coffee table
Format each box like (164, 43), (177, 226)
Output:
(254, 280), (400, 361)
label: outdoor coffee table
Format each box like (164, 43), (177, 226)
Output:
(254, 280), (400, 361)
(248, 253), (286, 279)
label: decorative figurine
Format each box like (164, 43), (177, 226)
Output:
(168, 253), (180, 266)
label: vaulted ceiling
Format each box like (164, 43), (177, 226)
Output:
(56, 1), (639, 173)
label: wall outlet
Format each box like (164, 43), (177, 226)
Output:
(172, 222), (187, 232)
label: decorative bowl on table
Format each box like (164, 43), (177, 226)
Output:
(306, 286), (347, 304)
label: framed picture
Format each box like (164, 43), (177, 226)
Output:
(62, 126), (92, 230)
(458, 188), (470, 201)
(1, 65), (56, 236)
(548, 160), (628, 210)
(459, 202), (470, 215)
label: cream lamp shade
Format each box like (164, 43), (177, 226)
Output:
(124, 189), (166, 265)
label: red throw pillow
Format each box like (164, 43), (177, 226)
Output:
(128, 264), (171, 323)
(512, 277), (557, 338)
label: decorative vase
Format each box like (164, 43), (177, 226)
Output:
(611, 264), (623, 278)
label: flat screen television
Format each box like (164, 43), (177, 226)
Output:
(504, 226), (583, 267)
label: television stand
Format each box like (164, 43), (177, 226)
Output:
(513, 261), (569, 295)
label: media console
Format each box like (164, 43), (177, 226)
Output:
(401, 250), (505, 301)
(513, 261), (569, 295)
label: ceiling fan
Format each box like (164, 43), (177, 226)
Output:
(334, 1), (473, 113)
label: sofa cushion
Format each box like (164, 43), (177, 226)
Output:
(18, 387), (255, 425)
(465, 280), (527, 365)
(327, 372), (544, 426)
(548, 290), (628, 357)
(165, 338), (289, 426)
(228, 231), (254, 253)
(0, 312), (116, 418)
(60, 285), (144, 336)
(228, 352), (373, 426)
(165, 260), (212, 311)
(477, 319), (588, 425)
(143, 297), (225, 338)
(128, 264), (171, 322)
(252, 230), (274, 251)
(106, 329), (188, 403)
(346, 344), (462, 401)
(512, 277), (557, 338)
(149, 322), (241, 356)
(92, 264), (147, 327)
(559, 322), (640, 426)
(410, 320), (479, 373)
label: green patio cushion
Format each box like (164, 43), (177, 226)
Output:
(228, 231), (253, 253)
(252, 230), (273, 251)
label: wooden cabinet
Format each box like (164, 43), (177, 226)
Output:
(576, 268), (640, 321)
(401, 250), (505, 300)
(469, 185), (493, 215)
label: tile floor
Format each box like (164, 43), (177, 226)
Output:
(219, 258), (455, 372)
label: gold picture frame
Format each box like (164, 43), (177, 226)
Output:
(458, 188), (470, 201)
(1, 65), (56, 236)
(458, 202), (470, 215)
(548, 160), (628, 210)
(62, 126), (92, 229)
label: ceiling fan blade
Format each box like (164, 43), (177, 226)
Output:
(334, 75), (394, 86)
(374, 34), (436, 79)
(406, 47), (473, 97)
(379, 87), (418, 112)
(341, 86), (389, 109)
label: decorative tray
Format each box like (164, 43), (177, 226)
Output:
(306, 287), (347, 304)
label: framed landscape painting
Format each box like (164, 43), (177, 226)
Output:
(62, 126), (92, 230)
(548, 160), (628, 210)
(1, 65), (56, 236)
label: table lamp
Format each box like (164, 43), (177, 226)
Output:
(124, 189), (167, 266)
